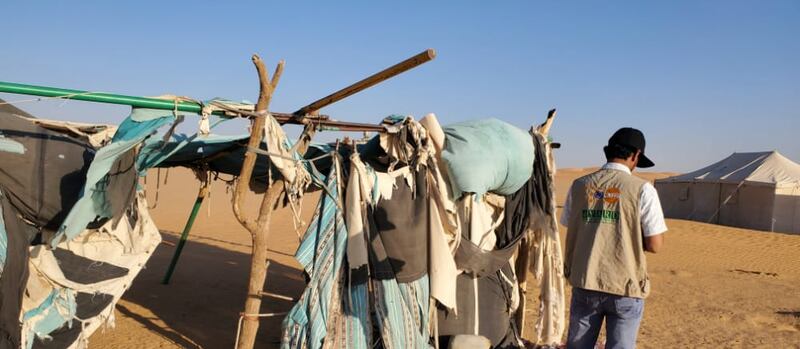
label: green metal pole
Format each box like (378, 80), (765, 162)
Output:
(162, 185), (208, 285)
(0, 81), (226, 116)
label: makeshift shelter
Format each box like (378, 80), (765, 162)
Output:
(0, 49), (567, 349)
(655, 151), (800, 234)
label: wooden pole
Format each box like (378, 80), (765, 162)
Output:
(293, 48), (436, 116)
(233, 54), (282, 349)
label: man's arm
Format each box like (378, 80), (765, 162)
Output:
(644, 234), (663, 253)
(640, 183), (667, 253)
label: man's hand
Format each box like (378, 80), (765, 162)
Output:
(644, 234), (664, 253)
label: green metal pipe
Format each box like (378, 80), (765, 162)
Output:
(0, 80), (394, 132)
(0, 81), (225, 116)
(161, 187), (208, 285)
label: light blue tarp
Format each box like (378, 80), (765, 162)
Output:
(51, 110), (176, 246)
(441, 118), (534, 197)
(135, 113), (229, 173)
(51, 109), (232, 247)
(22, 290), (77, 349)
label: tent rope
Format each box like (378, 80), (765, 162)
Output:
(234, 312), (288, 349)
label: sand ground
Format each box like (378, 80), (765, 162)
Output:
(88, 167), (800, 349)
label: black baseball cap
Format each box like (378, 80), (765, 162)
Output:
(607, 127), (654, 168)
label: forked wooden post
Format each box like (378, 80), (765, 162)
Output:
(515, 109), (557, 338)
(233, 55), (319, 349)
(233, 54), (285, 349)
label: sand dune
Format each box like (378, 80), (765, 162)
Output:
(88, 167), (800, 348)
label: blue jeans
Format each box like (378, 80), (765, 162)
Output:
(566, 288), (644, 349)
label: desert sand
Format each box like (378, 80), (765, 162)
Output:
(87, 167), (800, 349)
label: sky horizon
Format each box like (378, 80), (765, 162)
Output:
(1, 1), (797, 172)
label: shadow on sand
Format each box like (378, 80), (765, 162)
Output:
(116, 231), (306, 348)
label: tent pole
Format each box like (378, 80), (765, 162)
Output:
(161, 183), (209, 285)
(293, 48), (436, 116)
(0, 80), (391, 132)
(0, 81), (219, 115)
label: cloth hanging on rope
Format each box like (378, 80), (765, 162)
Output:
(16, 192), (160, 349)
(0, 109), (96, 237)
(263, 113), (311, 200)
(528, 131), (566, 346)
(282, 159), (371, 349)
(365, 203), (433, 349)
(344, 153), (373, 275)
(369, 166), (430, 283)
(51, 109), (174, 246)
(436, 265), (520, 348)
(0, 192), (34, 349)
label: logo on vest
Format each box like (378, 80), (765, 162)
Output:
(604, 187), (620, 204)
(582, 209), (620, 223)
(586, 186), (622, 205)
(583, 186), (622, 223)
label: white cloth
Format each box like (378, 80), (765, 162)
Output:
(560, 163), (668, 237)
(344, 154), (371, 271)
(262, 114), (311, 196)
(427, 152), (461, 313)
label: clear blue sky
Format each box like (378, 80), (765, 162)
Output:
(1, 1), (797, 172)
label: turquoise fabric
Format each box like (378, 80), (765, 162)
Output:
(135, 118), (227, 174)
(22, 290), (77, 349)
(140, 133), (246, 166)
(441, 118), (534, 197)
(282, 164), (361, 349)
(373, 276), (431, 349)
(51, 110), (176, 246)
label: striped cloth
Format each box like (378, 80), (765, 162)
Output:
(372, 275), (431, 349)
(281, 162), (371, 349)
(282, 160), (432, 349)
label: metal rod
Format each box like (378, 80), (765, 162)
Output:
(161, 185), (208, 285)
(294, 48), (436, 116)
(0, 80), (307, 120)
(0, 80), (386, 132)
(0, 81), (223, 115)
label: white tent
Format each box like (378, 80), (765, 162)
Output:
(655, 151), (800, 234)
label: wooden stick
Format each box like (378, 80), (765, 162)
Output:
(538, 109), (557, 136)
(235, 55), (319, 349)
(234, 55), (283, 349)
(207, 102), (386, 132)
(232, 55), (277, 232)
(293, 48), (436, 116)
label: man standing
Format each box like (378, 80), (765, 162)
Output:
(561, 127), (667, 349)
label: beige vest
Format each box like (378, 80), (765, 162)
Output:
(564, 168), (650, 298)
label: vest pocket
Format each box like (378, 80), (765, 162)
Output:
(639, 274), (650, 295)
(625, 279), (636, 296)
